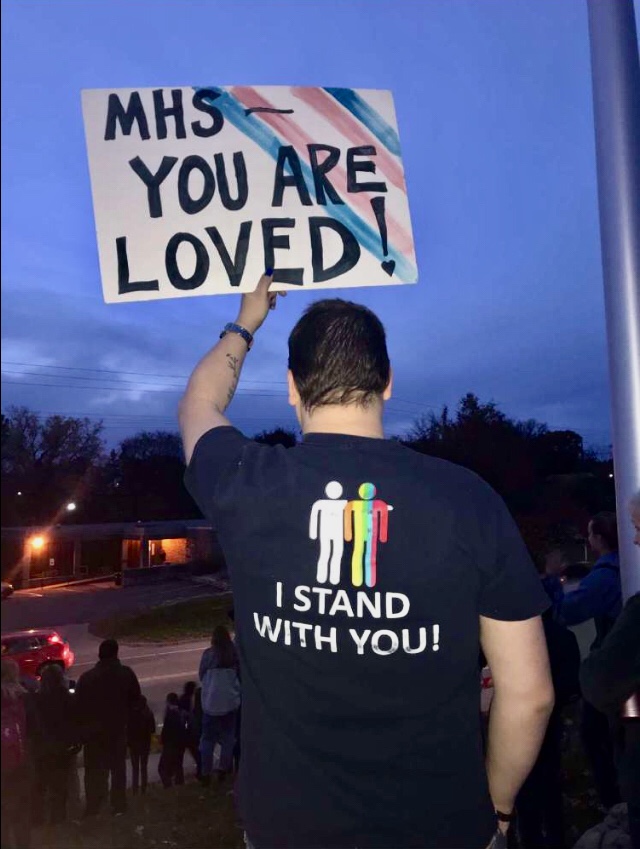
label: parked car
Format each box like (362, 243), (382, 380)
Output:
(1, 581), (14, 600)
(0, 629), (75, 679)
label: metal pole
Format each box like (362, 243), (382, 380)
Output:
(587, 0), (640, 599)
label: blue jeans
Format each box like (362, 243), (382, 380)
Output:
(199, 709), (238, 776)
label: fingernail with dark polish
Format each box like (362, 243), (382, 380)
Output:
(266, 267), (274, 276)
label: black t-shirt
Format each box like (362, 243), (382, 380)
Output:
(185, 429), (549, 849)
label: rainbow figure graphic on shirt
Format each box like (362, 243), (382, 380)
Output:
(344, 483), (393, 588)
(309, 481), (348, 585)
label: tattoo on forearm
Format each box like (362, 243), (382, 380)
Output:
(225, 354), (240, 405)
(226, 354), (240, 377)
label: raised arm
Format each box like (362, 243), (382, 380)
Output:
(480, 615), (554, 824)
(179, 272), (284, 464)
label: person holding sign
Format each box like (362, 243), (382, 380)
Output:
(180, 275), (554, 849)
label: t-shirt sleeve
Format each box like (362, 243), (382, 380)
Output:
(477, 487), (550, 621)
(184, 426), (251, 520)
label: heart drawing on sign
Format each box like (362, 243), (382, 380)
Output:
(381, 260), (396, 276)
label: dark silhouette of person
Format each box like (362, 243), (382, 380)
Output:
(1, 658), (33, 849)
(32, 663), (80, 825)
(581, 592), (640, 848)
(127, 695), (155, 795)
(178, 681), (201, 779)
(76, 639), (141, 816)
(580, 491), (640, 849)
(543, 513), (623, 809)
(158, 693), (187, 788)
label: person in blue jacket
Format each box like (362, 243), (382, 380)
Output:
(544, 512), (622, 809)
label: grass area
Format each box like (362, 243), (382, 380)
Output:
(31, 781), (244, 849)
(90, 594), (234, 643)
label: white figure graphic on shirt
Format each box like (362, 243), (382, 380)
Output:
(309, 481), (348, 584)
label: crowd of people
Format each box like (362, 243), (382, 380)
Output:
(2, 519), (635, 849)
(2, 284), (639, 849)
(0, 537), (638, 849)
(1, 621), (241, 849)
(512, 507), (639, 848)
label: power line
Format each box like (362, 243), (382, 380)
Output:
(1, 361), (286, 385)
(1, 383), (430, 419)
(1, 362), (435, 410)
(1, 379), (277, 396)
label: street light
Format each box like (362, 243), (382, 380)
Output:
(66, 502), (77, 512)
(30, 536), (45, 550)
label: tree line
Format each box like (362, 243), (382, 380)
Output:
(1, 397), (614, 563)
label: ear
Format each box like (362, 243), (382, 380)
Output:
(383, 368), (393, 401)
(287, 370), (300, 407)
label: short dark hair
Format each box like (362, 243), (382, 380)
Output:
(288, 299), (390, 411)
(590, 512), (618, 552)
(98, 639), (119, 661)
(166, 692), (179, 706)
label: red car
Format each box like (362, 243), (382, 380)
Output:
(1, 629), (75, 679)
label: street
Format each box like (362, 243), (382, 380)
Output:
(1, 579), (219, 721)
(1, 577), (596, 723)
(1, 579), (219, 631)
(67, 623), (209, 721)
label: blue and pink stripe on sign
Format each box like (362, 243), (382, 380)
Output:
(194, 86), (417, 282)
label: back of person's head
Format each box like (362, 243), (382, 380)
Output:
(288, 299), (390, 411)
(39, 662), (66, 696)
(1, 657), (24, 700)
(183, 680), (196, 696)
(211, 624), (236, 668)
(589, 511), (618, 553)
(98, 638), (119, 661)
(166, 692), (179, 707)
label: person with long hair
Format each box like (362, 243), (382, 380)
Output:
(198, 625), (241, 786)
(32, 663), (80, 825)
(1, 658), (32, 848)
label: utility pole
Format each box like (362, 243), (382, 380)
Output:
(587, 0), (640, 599)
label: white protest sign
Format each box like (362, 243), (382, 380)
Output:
(82, 86), (418, 302)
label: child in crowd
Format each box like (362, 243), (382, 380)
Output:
(158, 693), (187, 789)
(178, 681), (201, 780)
(128, 695), (156, 795)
